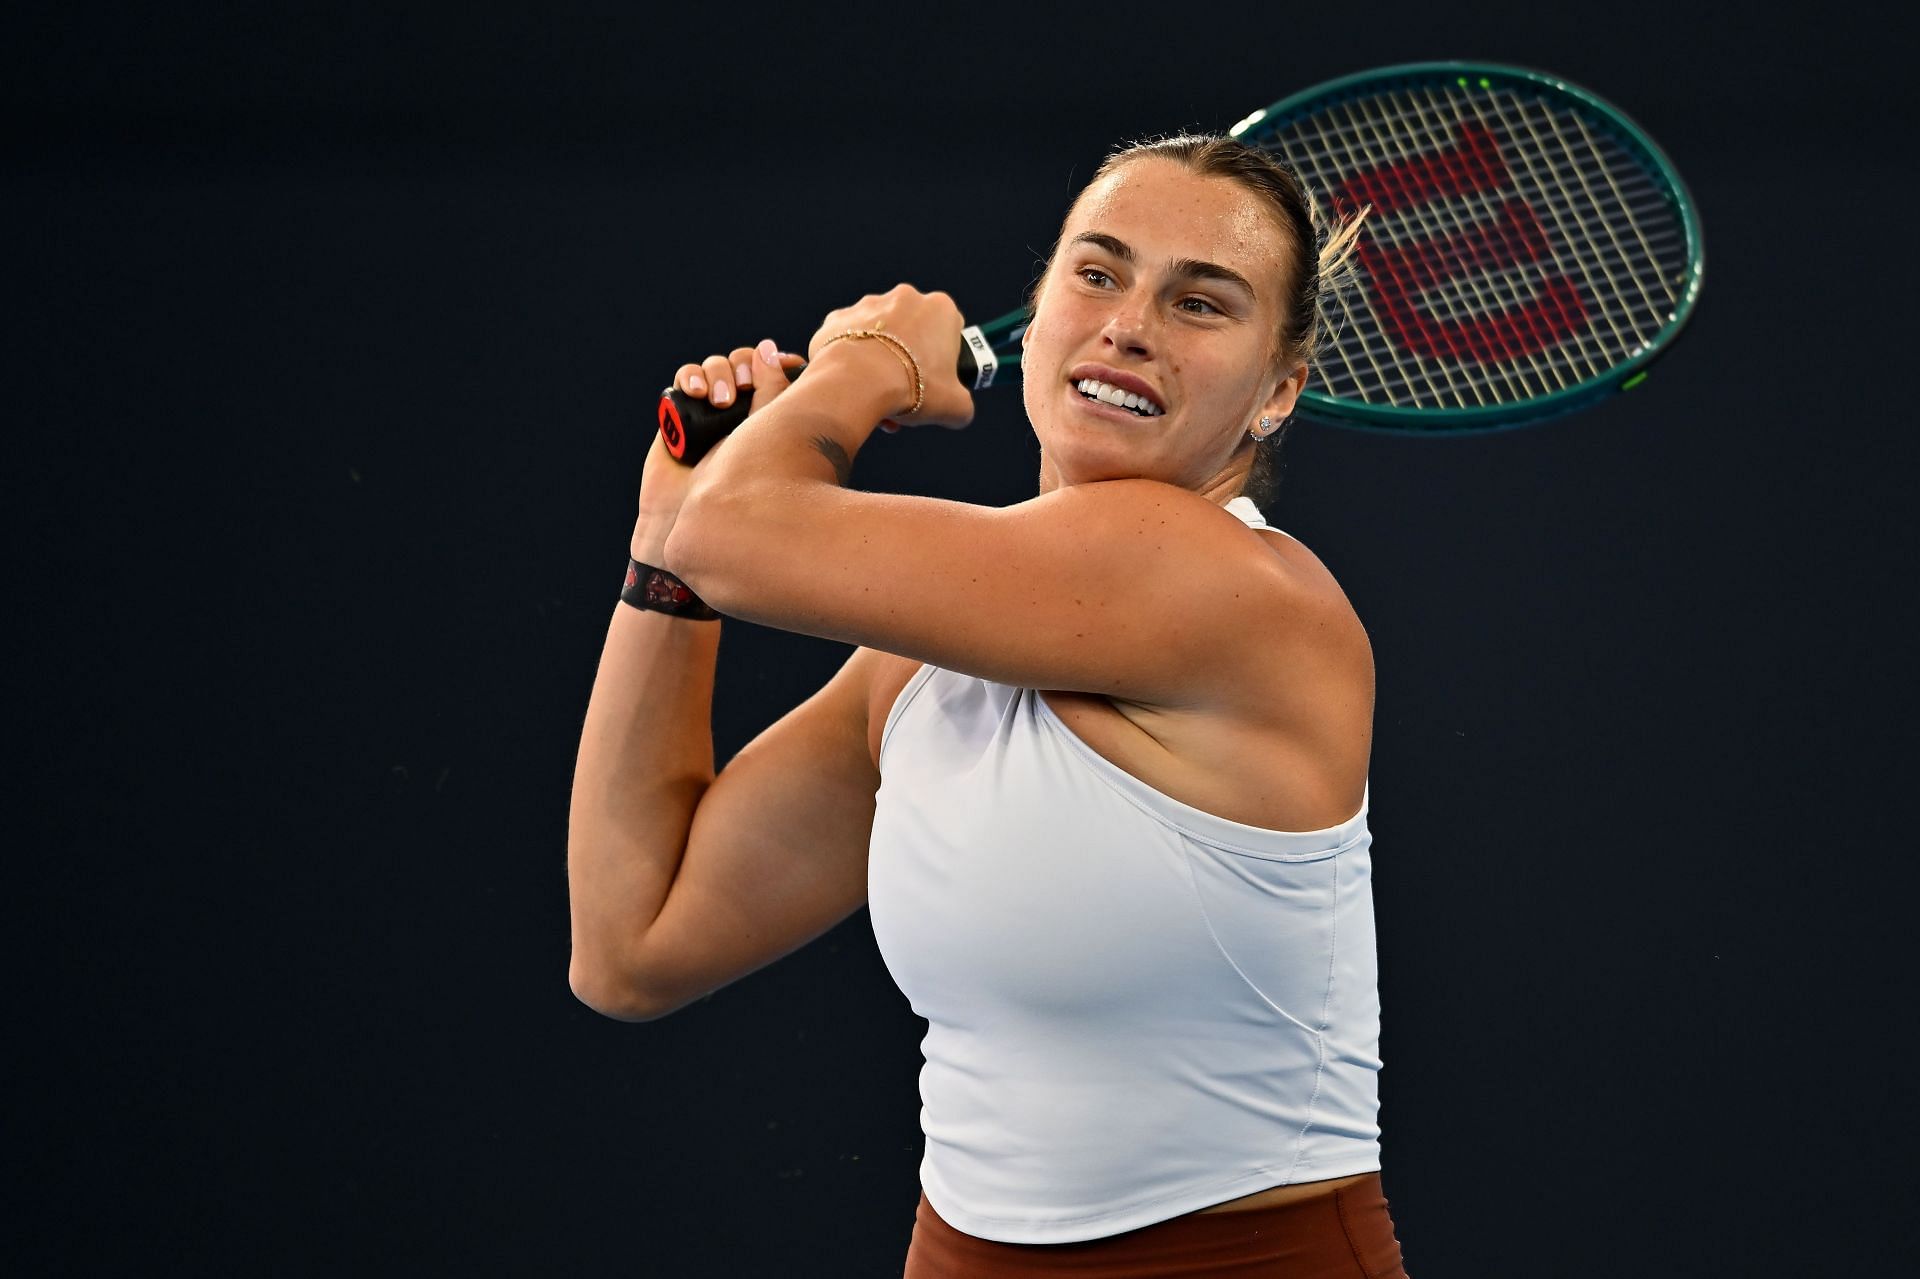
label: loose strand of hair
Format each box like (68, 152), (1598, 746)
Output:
(1304, 202), (1371, 368)
(1317, 204), (1370, 283)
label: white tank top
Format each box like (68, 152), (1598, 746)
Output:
(867, 497), (1383, 1244)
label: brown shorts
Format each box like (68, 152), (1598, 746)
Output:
(902, 1173), (1409, 1278)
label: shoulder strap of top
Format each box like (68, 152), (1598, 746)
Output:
(1223, 495), (1268, 528)
(1224, 495), (1296, 541)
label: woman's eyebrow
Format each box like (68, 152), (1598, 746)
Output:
(1070, 231), (1136, 262)
(1068, 232), (1256, 298)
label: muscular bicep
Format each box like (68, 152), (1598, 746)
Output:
(623, 646), (893, 1019)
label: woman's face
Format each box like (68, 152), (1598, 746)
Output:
(1022, 157), (1306, 496)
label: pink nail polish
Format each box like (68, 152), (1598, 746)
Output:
(687, 374), (705, 394)
(735, 361), (752, 389)
(758, 338), (779, 367)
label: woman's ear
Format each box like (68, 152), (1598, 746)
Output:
(1263, 364), (1308, 424)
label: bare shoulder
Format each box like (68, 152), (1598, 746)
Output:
(1055, 521), (1374, 832)
(1228, 524), (1374, 730)
(1256, 526), (1369, 642)
(1218, 524), (1374, 824)
(1174, 496), (1373, 695)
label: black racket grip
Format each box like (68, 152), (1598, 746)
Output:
(656, 341), (984, 467)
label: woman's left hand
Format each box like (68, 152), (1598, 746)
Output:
(806, 285), (974, 433)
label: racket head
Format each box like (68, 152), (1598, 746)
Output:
(1230, 62), (1704, 434)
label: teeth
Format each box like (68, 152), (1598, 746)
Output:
(1074, 378), (1163, 417)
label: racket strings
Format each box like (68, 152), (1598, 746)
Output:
(1344, 100), (1577, 401)
(1323, 100), (1488, 406)
(1300, 101), (1550, 406)
(1425, 90), (1617, 391)
(1480, 90), (1670, 355)
(1259, 82), (1690, 412)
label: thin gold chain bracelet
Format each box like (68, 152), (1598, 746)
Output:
(822, 328), (925, 417)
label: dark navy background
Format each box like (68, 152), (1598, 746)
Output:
(11, 3), (1911, 1273)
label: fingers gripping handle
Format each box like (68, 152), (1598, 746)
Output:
(654, 325), (997, 467)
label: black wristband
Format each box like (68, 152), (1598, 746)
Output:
(621, 559), (720, 620)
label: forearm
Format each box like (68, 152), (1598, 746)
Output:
(566, 527), (723, 1009)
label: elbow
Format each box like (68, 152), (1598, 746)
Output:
(662, 496), (748, 616)
(659, 514), (703, 589)
(568, 956), (669, 1023)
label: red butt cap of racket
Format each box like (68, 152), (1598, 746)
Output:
(656, 387), (732, 466)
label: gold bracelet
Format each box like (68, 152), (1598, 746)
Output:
(822, 328), (925, 417)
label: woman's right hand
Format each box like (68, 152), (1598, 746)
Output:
(632, 339), (803, 561)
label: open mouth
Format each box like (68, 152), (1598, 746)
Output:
(1074, 378), (1164, 418)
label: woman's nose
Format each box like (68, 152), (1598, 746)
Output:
(1101, 300), (1156, 357)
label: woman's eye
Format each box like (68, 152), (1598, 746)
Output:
(1078, 268), (1113, 288)
(1178, 297), (1221, 315)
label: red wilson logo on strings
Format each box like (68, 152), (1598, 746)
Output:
(1337, 123), (1588, 365)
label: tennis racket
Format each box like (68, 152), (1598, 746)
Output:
(657, 61), (1703, 460)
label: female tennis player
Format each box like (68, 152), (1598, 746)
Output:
(568, 135), (1410, 1277)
